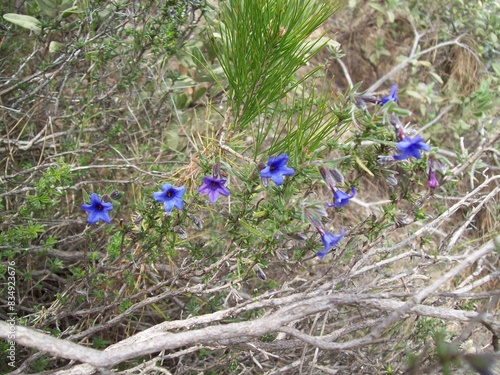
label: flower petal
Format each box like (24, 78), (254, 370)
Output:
(161, 183), (173, 192)
(271, 173), (285, 186)
(272, 154), (289, 167)
(208, 189), (220, 203)
(153, 191), (166, 202)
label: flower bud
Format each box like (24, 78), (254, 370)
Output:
(377, 155), (396, 165)
(389, 114), (405, 141)
(354, 97), (367, 111)
(191, 215), (203, 229)
(427, 158), (440, 189)
(275, 249), (289, 261)
(319, 166), (342, 191)
(254, 265), (267, 280)
(385, 174), (398, 186)
(357, 94), (378, 105)
(428, 170), (438, 189)
(173, 226), (187, 239)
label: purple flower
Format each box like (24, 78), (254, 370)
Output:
(81, 193), (113, 225)
(427, 158), (439, 189)
(378, 84), (398, 106)
(326, 187), (356, 208)
(317, 228), (345, 259)
(198, 176), (230, 203)
(260, 154), (295, 186)
(153, 184), (186, 214)
(393, 136), (430, 160)
(428, 170), (438, 189)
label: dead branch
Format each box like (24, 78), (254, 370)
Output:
(1, 236), (497, 374)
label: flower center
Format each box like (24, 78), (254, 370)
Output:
(166, 191), (173, 198)
(97, 203), (103, 211)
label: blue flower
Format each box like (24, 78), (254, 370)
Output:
(326, 187), (356, 208)
(379, 84), (398, 106)
(153, 184), (186, 214)
(317, 228), (345, 259)
(198, 176), (230, 203)
(393, 136), (430, 160)
(260, 154), (295, 186)
(81, 193), (113, 225)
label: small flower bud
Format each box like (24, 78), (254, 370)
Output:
(275, 249), (289, 261)
(389, 114), (405, 141)
(427, 158), (441, 189)
(304, 206), (326, 232)
(101, 194), (110, 203)
(330, 169), (344, 185)
(428, 170), (438, 189)
(173, 226), (187, 239)
(377, 155), (396, 165)
(357, 94), (378, 104)
(191, 215), (203, 229)
(212, 162), (221, 179)
(385, 174), (398, 186)
(354, 97), (367, 111)
(319, 166), (341, 191)
(110, 190), (122, 199)
(254, 265), (267, 280)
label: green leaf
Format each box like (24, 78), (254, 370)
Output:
(429, 71), (444, 85)
(369, 3), (385, 12)
(387, 10), (395, 23)
(49, 41), (64, 53)
(192, 87), (207, 103)
(37, 0), (76, 18)
(3, 13), (42, 32)
(61, 5), (79, 18)
(417, 60), (432, 67)
(392, 107), (412, 117)
(172, 93), (188, 109)
(170, 76), (196, 89)
(164, 129), (180, 150)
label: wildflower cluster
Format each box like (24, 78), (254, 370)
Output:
(80, 84), (444, 260)
(357, 84), (443, 189)
(81, 149), (358, 259)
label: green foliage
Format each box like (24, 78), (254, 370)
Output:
(0, 163), (72, 254)
(37, 0), (76, 19)
(212, 0), (343, 156)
